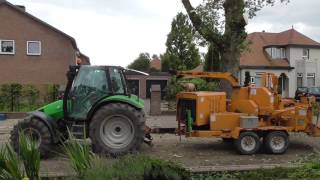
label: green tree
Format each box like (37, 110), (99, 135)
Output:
(162, 12), (201, 71)
(128, 53), (151, 72)
(182, 0), (288, 74)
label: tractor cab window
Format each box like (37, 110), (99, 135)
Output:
(69, 66), (109, 119)
(109, 67), (125, 94)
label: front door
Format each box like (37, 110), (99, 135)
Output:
(278, 73), (289, 97)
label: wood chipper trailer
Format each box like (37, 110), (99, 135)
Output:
(175, 71), (320, 155)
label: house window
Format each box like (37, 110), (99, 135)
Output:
(27, 41), (41, 55)
(268, 47), (286, 59)
(307, 73), (315, 87)
(254, 72), (265, 87)
(0, 40), (15, 54)
(297, 73), (303, 88)
(280, 48), (286, 59)
(303, 48), (309, 59)
(271, 48), (279, 59)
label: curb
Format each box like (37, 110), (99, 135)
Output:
(187, 163), (302, 173)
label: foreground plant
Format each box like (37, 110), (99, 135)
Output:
(0, 132), (40, 180)
(63, 133), (93, 178)
(18, 132), (41, 180)
(0, 144), (24, 180)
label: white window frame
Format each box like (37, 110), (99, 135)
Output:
(307, 73), (315, 87)
(297, 73), (303, 88)
(0, 40), (15, 55)
(302, 48), (309, 59)
(27, 41), (41, 56)
(280, 48), (286, 59)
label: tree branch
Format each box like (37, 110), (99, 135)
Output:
(181, 0), (223, 48)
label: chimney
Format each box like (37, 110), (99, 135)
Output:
(262, 30), (265, 33)
(16, 5), (26, 11)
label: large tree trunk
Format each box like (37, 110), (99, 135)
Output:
(220, 0), (246, 97)
(182, 0), (246, 97)
(222, 0), (246, 75)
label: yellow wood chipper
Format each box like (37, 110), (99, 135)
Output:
(175, 71), (320, 155)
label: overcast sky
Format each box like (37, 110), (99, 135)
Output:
(8, 0), (320, 66)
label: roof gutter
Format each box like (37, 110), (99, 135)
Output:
(240, 65), (295, 70)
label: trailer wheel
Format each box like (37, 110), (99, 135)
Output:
(264, 131), (289, 154)
(235, 131), (261, 155)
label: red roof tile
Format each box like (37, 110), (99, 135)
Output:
(150, 58), (161, 70)
(240, 29), (320, 69)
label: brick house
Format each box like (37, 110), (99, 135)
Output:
(240, 29), (320, 98)
(150, 57), (161, 71)
(0, 0), (89, 86)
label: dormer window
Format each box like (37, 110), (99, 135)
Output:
(266, 47), (286, 59)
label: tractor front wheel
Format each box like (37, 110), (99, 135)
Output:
(89, 103), (145, 157)
(10, 118), (54, 158)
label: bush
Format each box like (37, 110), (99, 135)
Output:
(165, 76), (218, 101)
(83, 155), (190, 180)
(47, 84), (60, 102)
(22, 85), (40, 109)
(0, 83), (23, 111)
(0, 83), (61, 112)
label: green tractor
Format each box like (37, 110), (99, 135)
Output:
(10, 65), (151, 157)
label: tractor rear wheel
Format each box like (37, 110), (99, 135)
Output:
(10, 118), (54, 158)
(264, 131), (289, 154)
(235, 131), (261, 155)
(89, 103), (145, 157)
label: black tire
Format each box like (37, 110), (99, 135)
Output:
(10, 117), (54, 158)
(89, 103), (145, 157)
(264, 131), (289, 154)
(235, 131), (261, 155)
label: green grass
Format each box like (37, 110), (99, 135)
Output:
(192, 160), (320, 180)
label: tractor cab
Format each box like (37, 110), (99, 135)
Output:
(66, 66), (128, 120)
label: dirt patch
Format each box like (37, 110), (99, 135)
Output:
(141, 133), (318, 168)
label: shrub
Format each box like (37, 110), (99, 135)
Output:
(84, 155), (190, 180)
(22, 85), (40, 109)
(47, 84), (60, 102)
(0, 83), (23, 111)
(165, 76), (218, 101)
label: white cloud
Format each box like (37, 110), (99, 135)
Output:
(9, 0), (184, 66)
(7, 0), (320, 66)
(247, 0), (320, 42)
